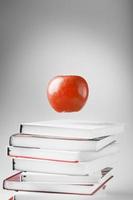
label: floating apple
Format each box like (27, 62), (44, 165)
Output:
(47, 75), (89, 112)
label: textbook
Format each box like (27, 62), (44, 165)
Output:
(20, 120), (124, 139)
(4, 119), (123, 199)
(12, 154), (117, 175)
(8, 142), (118, 162)
(17, 167), (111, 184)
(8, 188), (107, 200)
(9, 133), (116, 151)
(3, 168), (113, 194)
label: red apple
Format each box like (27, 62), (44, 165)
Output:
(47, 75), (89, 112)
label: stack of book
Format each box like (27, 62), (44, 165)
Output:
(3, 120), (124, 200)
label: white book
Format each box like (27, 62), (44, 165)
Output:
(8, 188), (106, 200)
(20, 167), (112, 184)
(10, 133), (116, 151)
(8, 142), (118, 162)
(3, 169), (113, 195)
(20, 120), (124, 139)
(13, 154), (117, 175)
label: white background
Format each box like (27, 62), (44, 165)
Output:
(0, 0), (133, 199)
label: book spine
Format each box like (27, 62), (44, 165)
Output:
(9, 135), (12, 146)
(20, 124), (23, 133)
(3, 172), (21, 190)
(12, 159), (15, 170)
(7, 147), (10, 156)
(3, 179), (6, 190)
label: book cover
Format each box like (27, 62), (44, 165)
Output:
(9, 133), (116, 151)
(20, 120), (124, 139)
(20, 167), (111, 184)
(8, 142), (118, 162)
(12, 154), (117, 175)
(3, 169), (113, 195)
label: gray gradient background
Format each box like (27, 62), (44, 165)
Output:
(0, 0), (133, 198)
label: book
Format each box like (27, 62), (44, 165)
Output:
(3, 168), (113, 194)
(9, 133), (116, 152)
(20, 120), (124, 139)
(8, 187), (107, 200)
(9, 198), (13, 200)
(18, 167), (112, 184)
(8, 142), (118, 162)
(12, 154), (117, 175)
